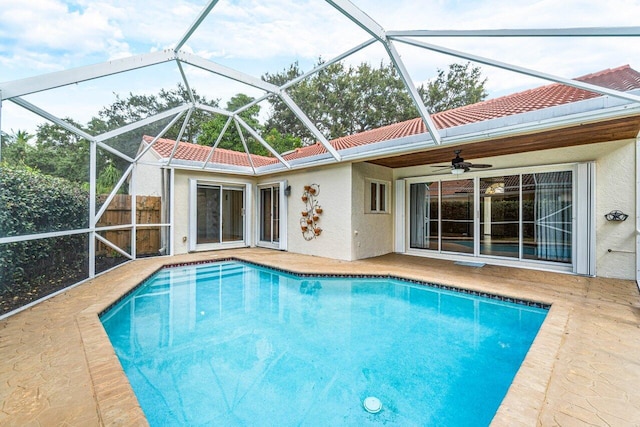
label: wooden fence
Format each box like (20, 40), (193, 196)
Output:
(96, 195), (162, 256)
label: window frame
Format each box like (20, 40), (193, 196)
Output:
(365, 178), (390, 214)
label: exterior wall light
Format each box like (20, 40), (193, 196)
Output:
(604, 210), (629, 221)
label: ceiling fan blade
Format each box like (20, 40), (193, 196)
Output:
(469, 163), (492, 168)
(431, 164), (452, 168)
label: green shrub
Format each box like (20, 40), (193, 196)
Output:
(0, 164), (89, 311)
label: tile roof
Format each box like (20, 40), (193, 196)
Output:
(147, 65), (640, 167)
(144, 136), (278, 167)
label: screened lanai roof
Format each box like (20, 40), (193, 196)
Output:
(2, 1), (640, 176)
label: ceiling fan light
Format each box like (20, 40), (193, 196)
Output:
(451, 168), (465, 175)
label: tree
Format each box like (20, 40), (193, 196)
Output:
(264, 60), (489, 143)
(28, 121), (91, 184)
(96, 159), (122, 194)
(92, 84), (218, 143)
(0, 130), (34, 166)
(262, 62), (315, 143)
(263, 59), (419, 143)
(418, 62), (488, 113)
(89, 84), (221, 189)
(197, 93), (303, 157)
(262, 128), (302, 154)
(198, 94), (262, 152)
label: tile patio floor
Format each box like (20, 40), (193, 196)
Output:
(1, 248), (639, 426)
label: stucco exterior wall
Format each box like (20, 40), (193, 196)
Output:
(133, 150), (163, 197)
(136, 161), (353, 260)
(279, 163), (353, 261)
(595, 140), (636, 279)
(351, 162), (394, 259)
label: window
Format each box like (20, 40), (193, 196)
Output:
(367, 179), (389, 213)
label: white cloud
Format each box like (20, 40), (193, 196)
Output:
(1, 0), (639, 132)
(1, 0), (122, 51)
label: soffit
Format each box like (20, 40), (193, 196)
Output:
(367, 114), (640, 168)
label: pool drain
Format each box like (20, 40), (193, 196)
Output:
(363, 396), (382, 414)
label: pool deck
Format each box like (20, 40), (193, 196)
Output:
(1, 248), (639, 426)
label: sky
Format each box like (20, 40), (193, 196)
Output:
(1, 0), (639, 134)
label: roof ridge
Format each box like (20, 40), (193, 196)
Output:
(574, 64), (631, 81)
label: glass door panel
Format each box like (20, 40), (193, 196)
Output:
(221, 189), (244, 242)
(409, 182), (439, 250)
(197, 185), (221, 244)
(480, 176), (520, 258)
(522, 172), (572, 263)
(260, 188), (272, 242)
(273, 187), (280, 243)
(441, 179), (474, 254)
(259, 186), (280, 244)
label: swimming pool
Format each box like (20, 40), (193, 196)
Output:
(101, 260), (548, 426)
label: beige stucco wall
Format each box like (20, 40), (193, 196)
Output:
(594, 140), (636, 279)
(133, 150), (163, 197)
(278, 163), (354, 261)
(146, 162), (353, 260)
(351, 162), (394, 259)
(393, 139), (637, 280)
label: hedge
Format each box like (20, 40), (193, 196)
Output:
(0, 165), (89, 314)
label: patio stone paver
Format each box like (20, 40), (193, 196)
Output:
(1, 248), (639, 426)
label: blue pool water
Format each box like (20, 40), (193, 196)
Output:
(101, 261), (548, 426)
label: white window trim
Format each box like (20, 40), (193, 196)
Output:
(365, 178), (391, 214)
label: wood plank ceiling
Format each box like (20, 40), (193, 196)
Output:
(367, 115), (640, 168)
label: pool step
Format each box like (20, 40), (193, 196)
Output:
(148, 263), (248, 288)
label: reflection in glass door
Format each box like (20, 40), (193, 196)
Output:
(480, 176), (520, 258)
(409, 182), (439, 250)
(197, 185), (220, 244)
(441, 179), (474, 254)
(221, 189), (244, 242)
(522, 172), (572, 263)
(259, 186), (280, 245)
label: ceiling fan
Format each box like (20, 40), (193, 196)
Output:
(433, 150), (493, 175)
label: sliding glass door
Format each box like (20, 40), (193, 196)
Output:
(408, 169), (574, 266)
(194, 183), (245, 248)
(259, 185), (280, 246)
